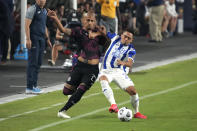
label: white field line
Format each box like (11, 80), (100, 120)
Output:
(30, 81), (197, 131)
(132, 53), (197, 72)
(0, 92), (102, 122)
(1, 53), (197, 104)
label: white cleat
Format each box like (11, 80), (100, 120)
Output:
(57, 111), (71, 119)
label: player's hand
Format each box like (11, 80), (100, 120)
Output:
(97, 25), (106, 35)
(117, 59), (125, 66)
(47, 39), (52, 49)
(47, 9), (57, 20)
(26, 39), (32, 49)
(88, 30), (98, 39)
(46, 39), (52, 48)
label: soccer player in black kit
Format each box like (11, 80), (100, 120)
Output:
(48, 10), (107, 118)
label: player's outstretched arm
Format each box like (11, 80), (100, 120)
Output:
(47, 9), (71, 36)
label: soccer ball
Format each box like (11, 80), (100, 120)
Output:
(118, 107), (133, 122)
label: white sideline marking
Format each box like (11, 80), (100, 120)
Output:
(0, 92), (102, 122)
(0, 84), (64, 104)
(1, 53), (197, 105)
(132, 53), (197, 72)
(30, 81), (197, 131)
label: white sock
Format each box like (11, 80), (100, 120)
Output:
(130, 93), (139, 114)
(100, 80), (116, 105)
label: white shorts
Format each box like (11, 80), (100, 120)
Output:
(98, 68), (134, 90)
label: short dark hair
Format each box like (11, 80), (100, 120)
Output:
(82, 11), (96, 19)
(122, 30), (133, 34)
(57, 3), (64, 8)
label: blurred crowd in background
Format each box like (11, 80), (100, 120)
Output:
(0, 0), (197, 66)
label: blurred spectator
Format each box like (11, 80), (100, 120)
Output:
(119, 0), (127, 14)
(192, 0), (197, 34)
(77, 3), (85, 19)
(147, 0), (165, 42)
(57, 4), (65, 20)
(48, 5), (82, 66)
(162, 0), (178, 37)
(0, 0), (14, 64)
(97, 0), (121, 33)
(47, 10), (57, 46)
(10, 7), (21, 59)
(133, 0), (141, 5)
(94, 1), (102, 23)
(84, 1), (93, 12)
(47, 4), (65, 47)
(136, 0), (150, 36)
(78, 0), (86, 4)
(48, 28), (68, 66)
(124, 0), (137, 33)
(27, 1), (32, 8)
(91, 0), (97, 7)
(119, 0), (127, 30)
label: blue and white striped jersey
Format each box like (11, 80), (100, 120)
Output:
(101, 32), (136, 72)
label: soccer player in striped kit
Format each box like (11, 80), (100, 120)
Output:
(99, 31), (147, 119)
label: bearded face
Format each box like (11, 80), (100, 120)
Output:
(81, 13), (96, 31)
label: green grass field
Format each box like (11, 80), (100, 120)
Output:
(0, 58), (197, 131)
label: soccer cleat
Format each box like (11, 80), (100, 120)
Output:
(63, 59), (72, 67)
(134, 112), (147, 119)
(67, 95), (72, 99)
(57, 111), (71, 119)
(109, 104), (119, 113)
(48, 59), (55, 66)
(25, 87), (44, 94)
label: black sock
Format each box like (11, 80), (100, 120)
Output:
(59, 87), (86, 112)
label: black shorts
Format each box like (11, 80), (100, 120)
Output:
(66, 61), (99, 89)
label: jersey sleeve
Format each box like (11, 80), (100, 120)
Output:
(70, 27), (81, 39)
(97, 35), (107, 45)
(107, 32), (116, 39)
(128, 48), (136, 62)
(26, 5), (36, 20)
(70, 27), (83, 45)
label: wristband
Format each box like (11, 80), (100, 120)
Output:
(84, 59), (88, 64)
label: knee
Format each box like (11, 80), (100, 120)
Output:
(78, 84), (89, 91)
(126, 86), (137, 95)
(99, 75), (108, 81)
(63, 86), (75, 95)
(53, 44), (58, 50)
